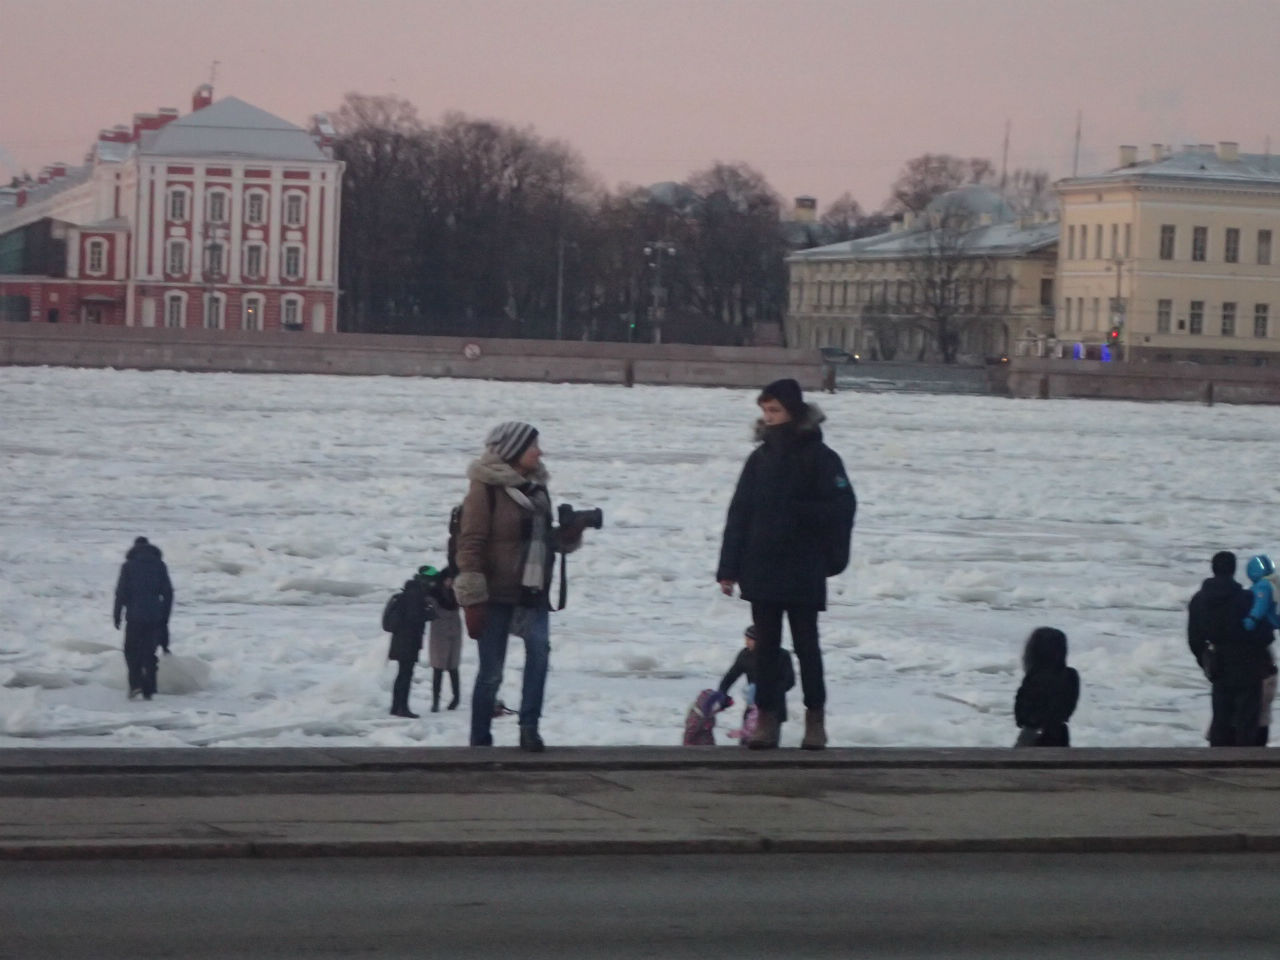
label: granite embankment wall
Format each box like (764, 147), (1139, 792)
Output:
(1005, 357), (1280, 404)
(0, 323), (825, 390)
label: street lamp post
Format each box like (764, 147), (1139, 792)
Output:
(643, 241), (676, 345)
(1110, 255), (1128, 361)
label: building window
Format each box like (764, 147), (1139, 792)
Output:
(165, 240), (187, 276)
(1076, 297), (1084, 330)
(1067, 225), (1075, 260)
(1159, 225), (1175, 260)
(1221, 302), (1236, 336)
(283, 245), (303, 280)
(164, 294), (185, 329)
(1225, 228), (1239, 264)
(1256, 304), (1270, 338)
(244, 244), (264, 279)
(204, 243), (224, 279)
(1192, 226), (1207, 261)
(1259, 230), (1272, 266)
(167, 188), (189, 222)
(1110, 223), (1118, 259)
(243, 296), (263, 331)
(1124, 223), (1132, 258)
(86, 239), (106, 275)
(282, 297), (303, 330)
(1091, 297), (1100, 330)
(1157, 299), (1172, 333)
(207, 190), (228, 224)
(1189, 300), (1204, 335)
(204, 294), (223, 330)
(245, 191), (266, 225)
(1094, 224), (1103, 259)
(284, 192), (305, 226)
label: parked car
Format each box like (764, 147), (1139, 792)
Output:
(819, 347), (859, 364)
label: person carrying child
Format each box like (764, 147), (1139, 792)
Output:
(1014, 627), (1079, 747)
(718, 624), (795, 743)
(384, 570), (438, 719)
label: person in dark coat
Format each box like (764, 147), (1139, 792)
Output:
(1014, 627), (1080, 746)
(1187, 551), (1275, 747)
(386, 574), (436, 719)
(717, 378), (856, 750)
(718, 624), (796, 733)
(112, 537), (174, 701)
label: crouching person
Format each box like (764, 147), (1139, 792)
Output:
(455, 422), (587, 751)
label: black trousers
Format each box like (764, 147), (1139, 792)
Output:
(1209, 681), (1262, 747)
(123, 622), (162, 697)
(391, 660), (416, 712)
(750, 602), (823, 716)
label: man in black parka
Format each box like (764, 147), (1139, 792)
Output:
(113, 537), (174, 701)
(717, 379), (855, 750)
(1188, 551), (1274, 746)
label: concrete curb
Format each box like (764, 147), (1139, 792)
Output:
(4, 833), (1280, 862)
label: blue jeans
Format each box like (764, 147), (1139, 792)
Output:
(470, 602), (550, 746)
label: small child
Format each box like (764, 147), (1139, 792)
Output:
(1243, 554), (1280, 633)
(719, 625), (795, 743)
(1014, 627), (1080, 747)
(383, 570), (438, 719)
(418, 564), (463, 712)
(683, 689), (733, 746)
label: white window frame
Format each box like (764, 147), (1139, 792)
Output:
(282, 244), (303, 280)
(85, 238), (107, 276)
(242, 295), (264, 332)
(165, 239), (188, 277)
(167, 187), (190, 223)
(164, 292), (187, 329)
(244, 189), (268, 226)
(243, 243), (265, 280)
(206, 188), (229, 225)
(282, 295), (304, 330)
(283, 190), (306, 227)
(204, 242), (225, 279)
(204, 292), (226, 330)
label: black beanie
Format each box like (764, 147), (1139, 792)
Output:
(758, 378), (805, 418)
(134, 536), (149, 546)
(1211, 551), (1237, 577)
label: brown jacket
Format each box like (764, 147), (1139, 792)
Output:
(453, 452), (580, 607)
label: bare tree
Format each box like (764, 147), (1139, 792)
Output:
(885, 153), (996, 215)
(1005, 167), (1057, 218)
(819, 193), (865, 242)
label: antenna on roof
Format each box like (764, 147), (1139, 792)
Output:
(1266, 136), (1272, 173)
(209, 60), (220, 87)
(1072, 111), (1082, 177)
(1000, 119), (1010, 191)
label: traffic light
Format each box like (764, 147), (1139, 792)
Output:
(1108, 326), (1121, 347)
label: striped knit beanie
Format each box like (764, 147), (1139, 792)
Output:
(485, 421), (539, 463)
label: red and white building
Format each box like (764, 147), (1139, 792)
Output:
(0, 85), (343, 332)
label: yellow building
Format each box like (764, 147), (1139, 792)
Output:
(1057, 143), (1280, 363)
(786, 186), (1057, 361)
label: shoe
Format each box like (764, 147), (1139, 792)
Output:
(143, 693), (153, 701)
(519, 727), (545, 752)
(390, 709), (420, 719)
(747, 711), (780, 750)
(801, 708), (827, 750)
(128, 688), (142, 700)
(447, 696), (459, 711)
(431, 702), (440, 713)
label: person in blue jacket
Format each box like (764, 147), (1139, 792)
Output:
(1243, 555), (1280, 633)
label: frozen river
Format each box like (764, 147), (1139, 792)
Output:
(0, 366), (1275, 748)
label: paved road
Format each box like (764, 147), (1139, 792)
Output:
(4, 853), (1277, 959)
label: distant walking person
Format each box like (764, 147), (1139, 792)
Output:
(717, 379), (856, 750)
(1014, 627), (1079, 747)
(112, 537), (173, 701)
(1188, 551), (1275, 747)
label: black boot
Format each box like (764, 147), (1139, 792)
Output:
(448, 669), (460, 710)
(431, 669), (442, 713)
(519, 726), (545, 752)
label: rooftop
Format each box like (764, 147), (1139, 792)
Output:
(140, 97), (329, 162)
(1063, 143), (1280, 189)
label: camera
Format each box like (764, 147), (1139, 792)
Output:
(558, 503), (604, 531)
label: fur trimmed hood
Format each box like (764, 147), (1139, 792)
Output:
(466, 451), (550, 487)
(753, 403), (826, 443)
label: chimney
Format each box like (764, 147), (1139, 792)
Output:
(1151, 143), (1164, 161)
(1218, 141), (1239, 162)
(38, 167), (50, 185)
(793, 196), (817, 223)
(132, 113), (157, 141)
(1198, 144), (1215, 155)
(50, 163), (67, 179)
(1118, 144), (1138, 167)
(903, 211), (916, 230)
(978, 213), (993, 226)
(192, 83), (214, 112)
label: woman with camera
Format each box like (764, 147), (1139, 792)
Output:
(453, 421), (586, 751)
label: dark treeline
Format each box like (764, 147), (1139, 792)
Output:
(333, 93), (1051, 343)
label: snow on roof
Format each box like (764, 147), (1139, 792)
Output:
(789, 217), (1058, 262)
(94, 140), (135, 164)
(1063, 147), (1280, 188)
(140, 97), (328, 162)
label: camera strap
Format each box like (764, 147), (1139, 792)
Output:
(555, 551), (568, 611)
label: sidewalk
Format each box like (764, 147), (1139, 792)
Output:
(2, 748), (1279, 860)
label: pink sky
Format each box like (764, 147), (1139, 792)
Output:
(4, 0), (1279, 212)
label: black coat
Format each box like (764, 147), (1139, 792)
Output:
(1188, 575), (1274, 686)
(388, 579), (433, 662)
(717, 407), (855, 610)
(1014, 667), (1079, 745)
(718, 646), (795, 695)
(113, 541), (173, 626)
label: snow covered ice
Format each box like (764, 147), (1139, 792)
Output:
(1, 366), (1277, 748)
